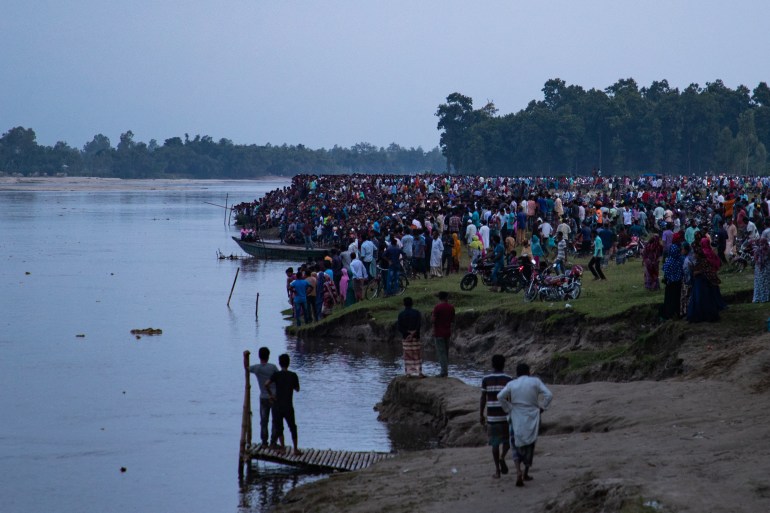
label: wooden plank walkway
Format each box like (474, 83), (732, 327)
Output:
(247, 444), (393, 472)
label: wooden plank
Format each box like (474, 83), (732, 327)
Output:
(304, 449), (317, 466)
(322, 450), (336, 469)
(332, 451), (345, 469)
(352, 451), (362, 470)
(345, 452), (356, 470)
(307, 449), (322, 466)
(338, 452), (350, 471)
(318, 450), (332, 468)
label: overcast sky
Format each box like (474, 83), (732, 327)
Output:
(2, 0), (769, 151)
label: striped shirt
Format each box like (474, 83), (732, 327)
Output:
(481, 373), (513, 423)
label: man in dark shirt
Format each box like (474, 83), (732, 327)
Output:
(480, 354), (513, 479)
(397, 297), (423, 377)
(431, 291), (456, 377)
(265, 354), (301, 454)
(383, 237), (404, 296)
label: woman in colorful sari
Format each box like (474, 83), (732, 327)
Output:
(451, 233), (461, 273)
(680, 242), (695, 317)
(687, 238), (726, 323)
(752, 238), (770, 303)
(339, 268), (350, 306)
(321, 274), (340, 317)
(642, 234), (663, 291)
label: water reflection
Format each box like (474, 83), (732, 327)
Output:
(238, 463), (324, 513)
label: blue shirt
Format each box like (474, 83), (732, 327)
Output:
(290, 279), (309, 304)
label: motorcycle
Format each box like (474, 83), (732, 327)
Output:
(524, 264), (583, 302)
(460, 256), (496, 291)
(623, 236), (645, 258)
(499, 256), (534, 293)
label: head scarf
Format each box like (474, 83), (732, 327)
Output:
(672, 231), (684, 245)
(662, 243), (684, 282)
(700, 237), (721, 271)
(531, 235), (544, 257)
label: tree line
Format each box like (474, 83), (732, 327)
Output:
(0, 129), (446, 178)
(437, 78), (770, 176)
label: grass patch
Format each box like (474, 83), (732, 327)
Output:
(286, 252), (756, 335)
(552, 345), (629, 376)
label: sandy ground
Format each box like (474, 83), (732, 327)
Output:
(275, 334), (770, 513)
(0, 176), (287, 191)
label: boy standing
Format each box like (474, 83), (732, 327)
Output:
(265, 354), (301, 455)
(480, 355), (513, 479)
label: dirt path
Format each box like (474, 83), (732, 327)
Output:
(275, 334), (770, 513)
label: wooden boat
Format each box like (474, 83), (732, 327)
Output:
(231, 236), (328, 260)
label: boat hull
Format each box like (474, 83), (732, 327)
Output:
(231, 236), (328, 260)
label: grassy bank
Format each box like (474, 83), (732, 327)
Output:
(288, 252), (759, 336)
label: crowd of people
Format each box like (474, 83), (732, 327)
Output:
(250, 173), (769, 326)
(250, 172), (770, 489)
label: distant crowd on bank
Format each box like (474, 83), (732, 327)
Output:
(242, 173), (769, 325)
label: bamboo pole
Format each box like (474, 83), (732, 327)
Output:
(255, 292), (259, 318)
(224, 193), (229, 226)
(238, 350), (252, 481)
(227, 267), (240, 307)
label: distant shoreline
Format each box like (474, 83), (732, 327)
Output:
(0, 176), (290, 192)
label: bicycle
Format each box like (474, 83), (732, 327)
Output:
(365, 266), (409, 299)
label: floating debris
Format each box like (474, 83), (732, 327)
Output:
(217, 249), (242, 260)
(130, 328), (162, 336)
(25, 271), (31, 275)
(76, 334), (85, 338)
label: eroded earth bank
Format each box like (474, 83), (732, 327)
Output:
(276, 305), (770, 513)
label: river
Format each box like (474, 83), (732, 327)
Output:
(0, 179), (482, 513)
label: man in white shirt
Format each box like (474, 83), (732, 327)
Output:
(497, 363), (553, 487)
(479, 220), (491, 249)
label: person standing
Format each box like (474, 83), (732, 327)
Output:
(480, 355), (513, 479)
(290, 271), (312, 326)
(431, 291), (455, 377)
(588, 230), (606, 280)
(660, 236), (684, 319)
(397, 297), (424, 377)
(430, 230), (444, 278)
(497, 362), (553, 487)
(383, 236), (404, 296)
(264, 354), (301, 455)
(349, 252), (367, 302)
(642, 234), (664, 291)
(249, 347), (278, 448)
(753, 238), (770, 303)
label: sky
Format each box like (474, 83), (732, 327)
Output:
(2, 0), (770, 151)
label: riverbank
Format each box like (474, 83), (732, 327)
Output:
(289, 255), (761, 383)
(275, 260), (770, 512)
(276, 347), (770, 513)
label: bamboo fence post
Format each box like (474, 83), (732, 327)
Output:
(238, 350), (252, 480)
(227, 267), (240, 307)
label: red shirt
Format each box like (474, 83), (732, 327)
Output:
(432, 302), (455, 338)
